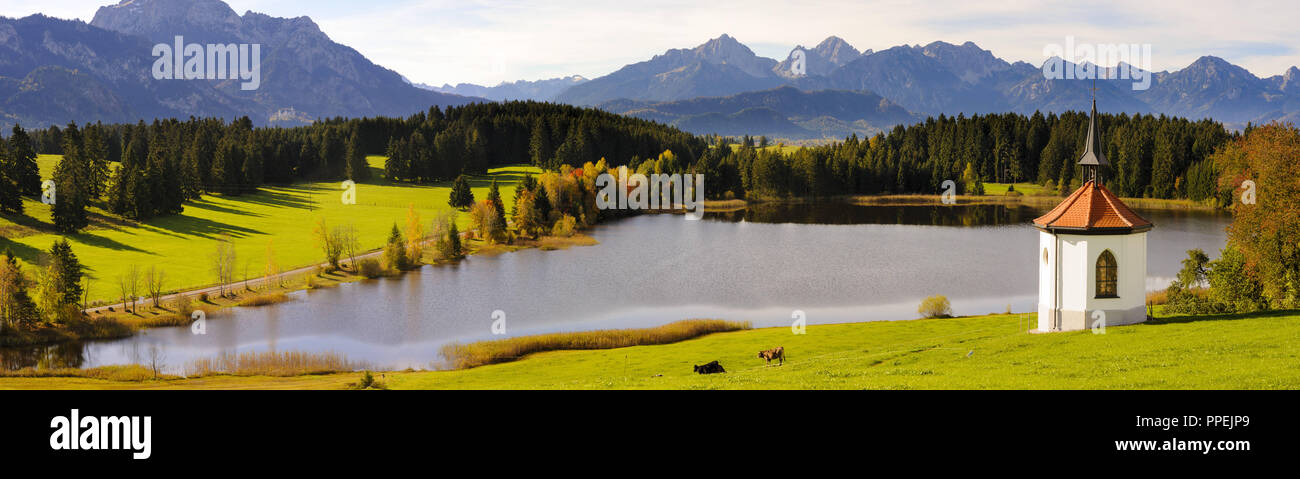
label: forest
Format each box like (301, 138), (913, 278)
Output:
(1, 101), (1238, 235)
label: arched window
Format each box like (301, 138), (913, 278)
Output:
(1096, 250), (1118, 298)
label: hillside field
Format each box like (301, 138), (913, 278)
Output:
(0, 155), (533, 302)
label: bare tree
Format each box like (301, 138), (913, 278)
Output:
(264, 239), (282, 288)
(126, 264), (140, 314)
(212, 235), (236, 297)
(341, 224), (360, 271)
(146, 265), (166, 309)
(148, 344), (166, 380)
(80, 277), (91, 312)
(116, 274), (129, 314)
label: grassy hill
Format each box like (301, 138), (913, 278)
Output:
(0, 155), (534, 302)
(4, 310), (1297, 389)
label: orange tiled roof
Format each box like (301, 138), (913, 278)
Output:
(1033, 181), (1152, 232)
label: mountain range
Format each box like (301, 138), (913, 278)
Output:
(1, 0), (1297, 139)
(0, 0), (479, 129)
(419, 75), (589, 102)
(599, 86), (916, 139)
(559, 34), (1300, 137)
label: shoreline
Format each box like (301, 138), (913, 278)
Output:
(1, 231), (600, 349)
(6, 308), (1298, 389)
(705, 193), (1220, 212)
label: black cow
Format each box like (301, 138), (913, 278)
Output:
(693, 361), (726, 374)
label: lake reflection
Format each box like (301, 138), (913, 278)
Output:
(1, 203), (1232, 372)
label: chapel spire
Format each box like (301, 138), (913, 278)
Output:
(1077, 78), (1108, 186)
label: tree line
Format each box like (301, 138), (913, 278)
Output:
(3, 103), (1241, 235)
(692, 111), (1235, 200)
(2, 101), (707, 233)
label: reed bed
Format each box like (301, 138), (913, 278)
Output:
(0, 365), (159, 381)
(236, 291), (291, 307)
(186, 350), (362, 377)
(440, 319), (751, 370)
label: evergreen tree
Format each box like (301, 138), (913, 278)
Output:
(382, 223), (409, 271)
(51, 123), (90, 233)
(448, 174), (474, 209)
(447, 222), (463, 259)
(435, 220), (464, 260)
(8, 125), (40, 196)
(0, 141), (21, 214)
(487, 178), (506, 227)
(345, 128), (370, 181)
(528, 119), (552, 166)
(47, 239), (83, 307)
(242, 131), (265, 193)
(82, 125), (110, 202)
(212, 133), (244, 195)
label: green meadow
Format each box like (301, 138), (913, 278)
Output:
(4, 310), (1296, 389)
(0, 155), (533, 302)
(389, 311), (1300, 389)
(981, 182), (1049, 196)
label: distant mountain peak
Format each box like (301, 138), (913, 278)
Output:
(695, 34), (757, 58)
(75, 0), (478, 124)
(812, 35), (861, 62)
(422, 75), (591, 101)
(774, 35), (864, 78)
(918, 40), (1008, 84)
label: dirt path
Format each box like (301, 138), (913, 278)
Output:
(83, 236), (447, 316)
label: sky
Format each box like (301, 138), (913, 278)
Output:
(3, 0), (1298, 87)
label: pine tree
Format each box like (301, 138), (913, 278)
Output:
(487, 178), (506, 227)
(448, 174), (474, 209)
(242, 131), (265, 194)
(382, 223), (409, 271)
(435, 220), (464, 260)
(345, 129), (370, 181)
(47, 239), (83, 307)
(212, 133), (243, 195)
(528, 119), (552, 166)
(0, 141), (21, 214)
(82, 125), (110, 202)
(8, 125), (40, 196)
(447, 222), (462, 259)
(51, 123), (90, 233)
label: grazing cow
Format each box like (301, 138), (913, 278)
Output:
(758, 346), (785, 366)
(693, 361), (726, 374)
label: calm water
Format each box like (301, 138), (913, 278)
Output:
(1, 203), (1231, 372)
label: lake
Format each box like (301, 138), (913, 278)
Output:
(1, 202), (1232, 373)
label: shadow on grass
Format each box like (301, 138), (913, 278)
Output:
(1148, 309), (1298, 325)
(187, 199), (270, 218)
(145, 214), (267, 240)
(70, 232), (154, 254)
(0, 208), (58, 236)
(216, 188), (316, 210)
(0, 236), (46, 261)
